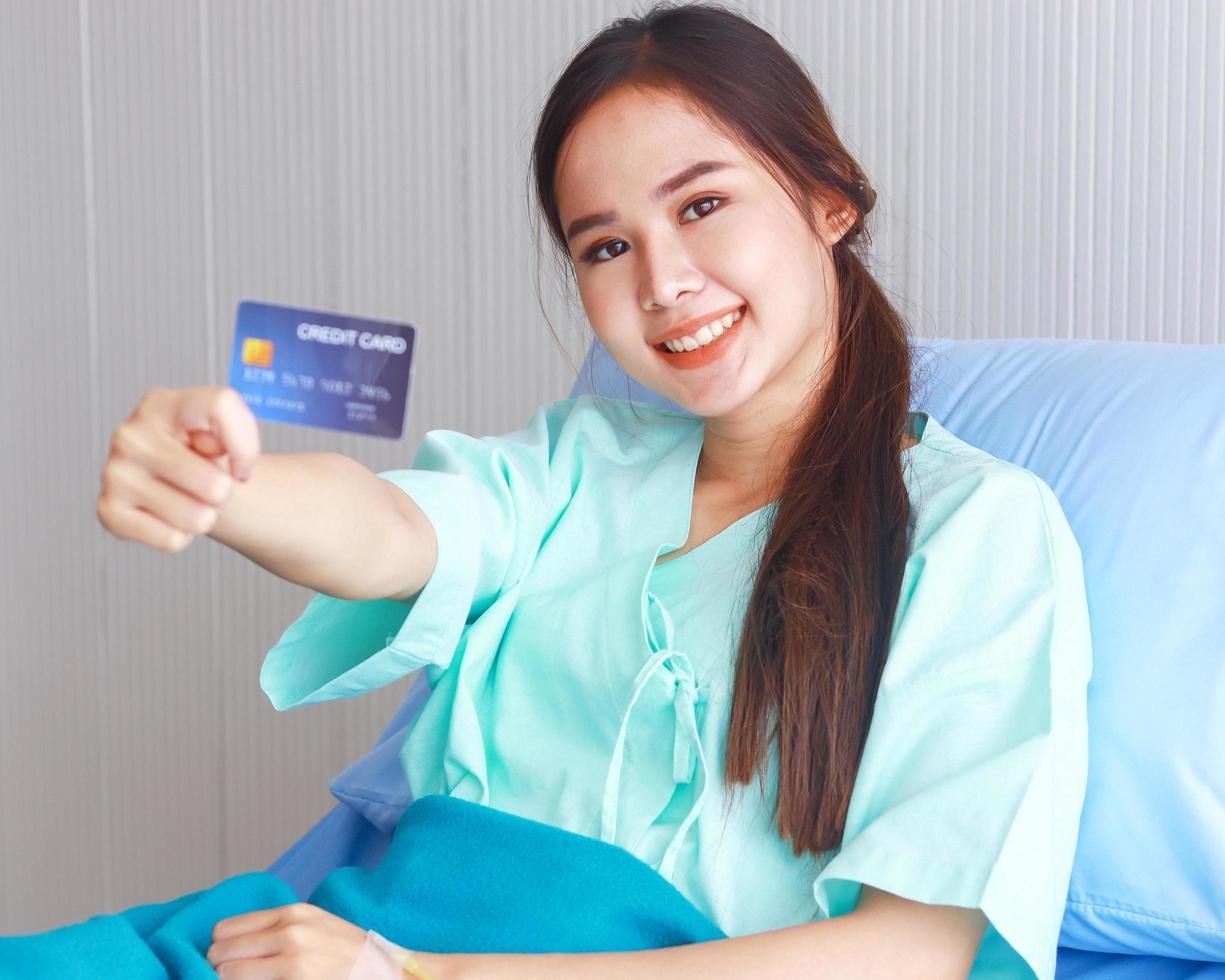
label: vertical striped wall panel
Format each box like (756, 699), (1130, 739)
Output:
(0, 0), (1220, 931)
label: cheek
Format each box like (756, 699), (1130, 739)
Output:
(575, 278), (612, 330)
(576, 261), (665, 353)
(736, 219), (825, 305)
(705, 214), (790, 286)
(576, 285), (637, 354)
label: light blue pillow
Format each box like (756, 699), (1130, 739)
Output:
(329, 335), (1224, 961)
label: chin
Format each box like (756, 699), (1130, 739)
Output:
(673, 390), (746, 420)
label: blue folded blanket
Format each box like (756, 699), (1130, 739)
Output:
(0, 795), (727, 977)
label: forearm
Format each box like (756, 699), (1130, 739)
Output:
(418, 910), (947, 980)
(207, 451), (428, 601)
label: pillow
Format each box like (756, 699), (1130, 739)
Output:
(903, 338), (1225, 961)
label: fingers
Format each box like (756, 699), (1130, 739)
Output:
(108, 457), (225, 537)
(96, 497), (192, 554)
(99, 428), (231, 550)
(207, 904), (306, 972)
(98, 385), (258, 553)
(206, 905), (369, 979)
(207, 930), (282, 969)
(212, 903), (302, 941)
(111, 423), (235, 509)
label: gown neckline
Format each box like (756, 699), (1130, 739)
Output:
(652, 410), (931, 572)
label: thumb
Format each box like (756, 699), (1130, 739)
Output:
(187, 429), (227, 460)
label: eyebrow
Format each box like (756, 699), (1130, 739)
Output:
(564, 160), (734, 245)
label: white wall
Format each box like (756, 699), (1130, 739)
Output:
(1, 0), (1220, 931)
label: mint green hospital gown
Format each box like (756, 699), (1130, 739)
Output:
(260, 394), (1092, 980)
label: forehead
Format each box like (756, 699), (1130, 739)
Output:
(555, 87), (745, 214)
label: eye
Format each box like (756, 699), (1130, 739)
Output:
(679, 195), (724, 222)
(580, 195), (727, 265)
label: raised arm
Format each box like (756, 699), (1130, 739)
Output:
(97, 384), (438, 604)
(208, 450), (438, 603)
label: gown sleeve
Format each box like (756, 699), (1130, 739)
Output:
(258, 398), (574, 711)
(811, 464), (1093, 980)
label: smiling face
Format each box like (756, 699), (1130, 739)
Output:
(554, 84), (854, 421)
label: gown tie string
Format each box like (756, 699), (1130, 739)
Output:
(600, 590), (710, 882)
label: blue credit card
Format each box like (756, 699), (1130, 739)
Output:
(228, 300), (418, 439)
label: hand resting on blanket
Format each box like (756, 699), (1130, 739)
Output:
(206, 901), (370, 979)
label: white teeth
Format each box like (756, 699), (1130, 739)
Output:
(662, 307), (743, 354)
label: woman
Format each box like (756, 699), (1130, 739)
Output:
(63, 3), (1090, 978)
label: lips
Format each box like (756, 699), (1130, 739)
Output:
(651, 305), (745, 370)
(649, 304), (746, 349)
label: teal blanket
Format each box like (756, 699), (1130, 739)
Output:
(0, 796), (726, 978)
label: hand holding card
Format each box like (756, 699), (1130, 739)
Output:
(97, 386), (260, 554)
(228, 300), (419, 439)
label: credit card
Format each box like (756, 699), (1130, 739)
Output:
(228, 300), (418, 439)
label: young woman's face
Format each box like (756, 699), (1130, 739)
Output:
(554, 85), (851, 419)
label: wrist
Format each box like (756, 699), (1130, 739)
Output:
(350, 931), (455, 980)
(413, 951), (467, 980)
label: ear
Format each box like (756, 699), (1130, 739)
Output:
(807, 190), (858, 246)
(821, 199), (859, 245)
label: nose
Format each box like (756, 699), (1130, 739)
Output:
(637, 235), (705, 312)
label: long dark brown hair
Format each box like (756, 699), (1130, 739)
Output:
(530, 1), (916, 857)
